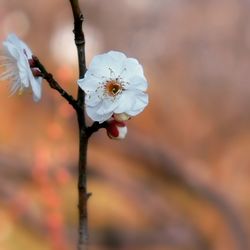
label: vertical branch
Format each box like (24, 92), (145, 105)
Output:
(69, 0), (88, 250)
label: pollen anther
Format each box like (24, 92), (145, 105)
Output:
(104, 80), (123, 97)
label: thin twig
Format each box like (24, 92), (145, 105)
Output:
(86, 122), (108, 138)
(32, 56), (80, 111)
(68, 1), (89, 250)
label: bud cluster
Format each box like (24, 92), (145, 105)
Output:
(106, 112), (130, 140)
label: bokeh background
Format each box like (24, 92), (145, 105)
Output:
(0, 0), (250, 249)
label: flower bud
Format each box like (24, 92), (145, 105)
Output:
(28, 58), (36, 68)
(113, 113), (131, 122)
(106, 119), (127, 140)
(31, 68), (42, 77)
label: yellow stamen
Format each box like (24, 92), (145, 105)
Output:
(105, 80), (122, 97)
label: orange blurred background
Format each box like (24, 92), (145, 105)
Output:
(0, 0), (250, 250)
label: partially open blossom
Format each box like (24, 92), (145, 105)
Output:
(106, 119), (128, 140)
(0, 33), (42, 101)
(78, 51), (148, 123)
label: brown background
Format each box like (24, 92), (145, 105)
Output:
(0, 0), (250, 249)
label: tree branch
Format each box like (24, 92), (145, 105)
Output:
(86, 122), (108, 138)
(32, 56), (80, 111)
(69, 1), (89, 250)
(69, 0), (86, 105)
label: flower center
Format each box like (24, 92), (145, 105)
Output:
(105, 80), (123, 97)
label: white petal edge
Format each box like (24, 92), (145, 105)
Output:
(87, 51), (127, 78)
(86, 104), (113, 123)
(126, 75), (148, 92)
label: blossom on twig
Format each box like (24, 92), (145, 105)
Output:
(78, 51), (148, 123)
(106, 118), (127, 140)
(0, 33), (42, 101)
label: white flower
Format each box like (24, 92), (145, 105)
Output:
(0, 33), (42, 101)
(113, 113), (131, 122)
(78, 51), (148, 123)
(106, 119), (128, 140)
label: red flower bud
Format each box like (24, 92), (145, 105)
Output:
(28, 59), (36, 68)
(31, 68), (42, 77)
(106, 119), (127, 140)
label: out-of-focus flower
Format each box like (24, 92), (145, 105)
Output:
(0, 33), (42, 101)
(106, 119), (128, 140)
(78, 51), (148, 123)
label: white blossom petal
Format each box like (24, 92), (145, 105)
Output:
(85, 92), (102, 107)
(96, 98), (120, 115)
(88, 51), (126, 78)
(78, 50), (149, 122)
(6, 33), (33, 58)
(114, 90), (148, 115)
(86, 104), (113, 123)
(0, 33), (43, 101)
(120, 58), (145, 80)
(126, 75), (148, 91)
(126, 92), (149, 116)
(17, 56), (30, 87)
(78, 77), (101, 93)
(31, 75), (42, 102)
(113, 90), (135, 114)
(78, 78), (104, 107)
(0, 68), (14, 80)
(3, 42), (20, 59)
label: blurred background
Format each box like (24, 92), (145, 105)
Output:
(0, 0), (250, 249)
